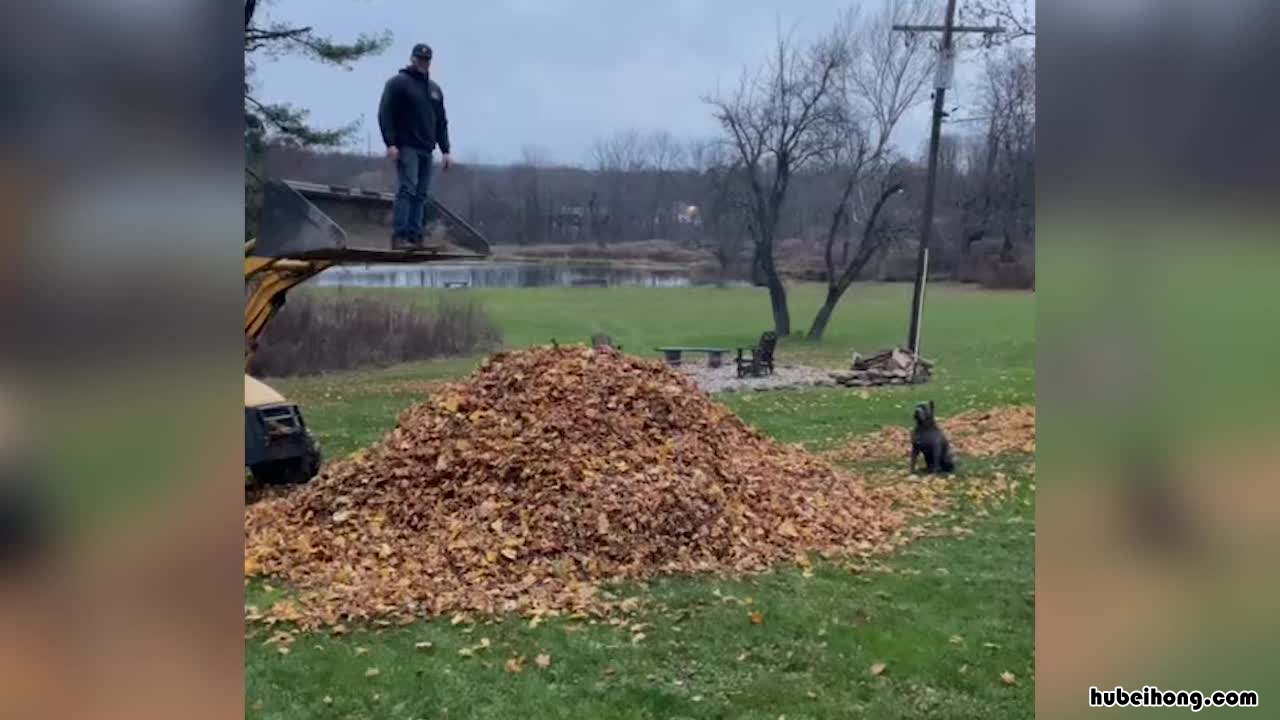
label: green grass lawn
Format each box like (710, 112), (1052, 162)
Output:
(249, 282), (1035, 719)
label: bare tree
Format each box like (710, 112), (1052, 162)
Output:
(690, 141), (752, 280)
(706, 25), (849, 335)
(806, 1), (934, 340)
(643, 130), (686, 239)
(960, 0), (1035, 43)
(810, 174), (909, 338)
(590, 130), (649, 245)
(515, 145), (550, 245)
(959, 46), (1035, 263)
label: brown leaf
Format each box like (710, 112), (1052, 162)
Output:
(869, 662), (887, 677)
(1000, 671), (1017, 686)
(505, 657), (524, 673)
(749, 611), (765, 625)
(535, 652), (552, 669)
(364, 667), (380, 678)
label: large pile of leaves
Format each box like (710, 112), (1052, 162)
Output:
(245, 346), (910, 628)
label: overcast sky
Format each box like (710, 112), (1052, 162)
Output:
(252, 0), (1007, 166)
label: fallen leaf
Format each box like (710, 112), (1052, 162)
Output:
(505, 657), (524, 673)
(949, 635), (964, 645)
(749, 611), (765, 625)
(631, 632), (646, 644)
(869, 662), (887, 676)
(354, 647), (369, 656)
(415, 641), (433, 650)
(364, 668), (380, 678)
(535, 653), (552, 669)
(1000, 671), (1017, 686)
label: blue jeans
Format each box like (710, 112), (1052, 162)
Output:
(392, 147), (434, 239)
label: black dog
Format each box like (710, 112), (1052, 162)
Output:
(910, 401), (955, 474)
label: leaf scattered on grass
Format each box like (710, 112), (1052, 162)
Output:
(535, 653), (552, 669)
(364, 667), (380, 678)
(828, 406), (1035, 464)
(749, 611), (765, 625)
(1001, 671), (1017, 685)
(869, 662), (887, 676)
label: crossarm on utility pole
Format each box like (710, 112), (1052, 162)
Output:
(892, 24), (1005, 33)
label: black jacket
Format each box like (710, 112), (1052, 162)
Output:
(377, 67), (450, 153)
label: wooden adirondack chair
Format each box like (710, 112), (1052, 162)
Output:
(735, 331), (778, 378)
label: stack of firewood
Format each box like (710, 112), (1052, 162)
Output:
(830, 348), (933, 387)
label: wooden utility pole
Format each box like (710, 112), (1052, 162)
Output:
(896, 3), (1003, 355)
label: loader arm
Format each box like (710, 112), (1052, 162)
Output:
(244, 178), (492, 371)
(244, 240), (333, 370)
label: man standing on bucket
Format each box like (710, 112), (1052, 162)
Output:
(378, 42), (453, 250)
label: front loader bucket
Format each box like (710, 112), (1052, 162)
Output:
(255, 179), (491, 262)
(257, 180), (350, 258)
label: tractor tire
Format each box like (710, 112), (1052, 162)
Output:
(250, 449), (321, 486)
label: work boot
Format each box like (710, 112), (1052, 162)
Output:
(421, 220), (449, 250)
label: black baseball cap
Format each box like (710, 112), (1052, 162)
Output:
(411, 43), (433, 60)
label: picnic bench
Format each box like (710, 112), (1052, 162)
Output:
(655, 346), (730, 368)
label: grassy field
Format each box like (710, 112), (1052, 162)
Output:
(248, 282), (1035, 719)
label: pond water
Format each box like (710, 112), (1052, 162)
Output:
(312, 261), (712, 289)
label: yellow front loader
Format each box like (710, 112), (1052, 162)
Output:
(244, 179), (489, 485)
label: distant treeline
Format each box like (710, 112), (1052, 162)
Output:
(257, 126), (1031, 286)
